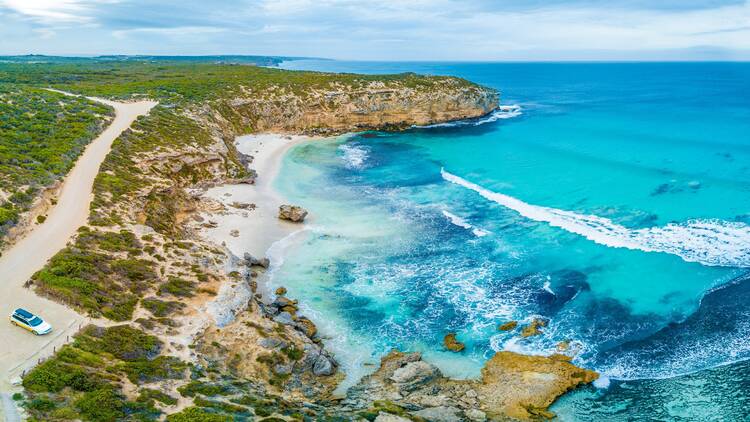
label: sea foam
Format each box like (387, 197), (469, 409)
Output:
(416, 105), (522, 129)
(442, 210), (491, 237)
(442, 169), (750, 268)
(338, 143), (369, 169)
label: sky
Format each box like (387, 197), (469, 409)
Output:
(0, 0), (749, 61)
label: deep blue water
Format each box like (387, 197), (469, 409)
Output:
(273, 61), (750, 419)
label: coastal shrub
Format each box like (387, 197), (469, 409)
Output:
(110, 258), (158, 288)
(177, 381), (230, 397)
(120, 356), (188, 384)
(144, 188), (188, 236)
(74, 386), (127, 421)
(22, 325), (170, 421)
(75, 325), (162, 361)
(78, 228), (141, 254)
(138, 388), (178, 406)
(281, 345), (304, 361)
(166, 407), (232, 422)
(193, 397), (249, 414)
(159, 276), (196, 297)
(32, 229), (156, 320)
(22, 356), (100, 393)
(142, 297), (185, 317)
(26, 397), (57, 412)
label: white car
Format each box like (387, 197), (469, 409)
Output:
(9, 308), (52, 335)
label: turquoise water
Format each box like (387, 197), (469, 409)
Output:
(273, 61), (750, 418)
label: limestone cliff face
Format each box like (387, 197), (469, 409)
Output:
(203, 77), (499, 135)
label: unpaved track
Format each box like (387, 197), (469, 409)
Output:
(0, 95), (156, 399)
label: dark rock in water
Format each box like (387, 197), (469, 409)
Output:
(295, 316), (318, 338)
(443, 333), (465, 352)
(498, 321), (518, 331)
(279, 204), (308, 222)
(273, 296), (297, 309)
(521, 318), (548, 338)
(275, 286), (287, 296)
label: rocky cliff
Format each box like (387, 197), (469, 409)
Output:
(201, 75), (498, 135)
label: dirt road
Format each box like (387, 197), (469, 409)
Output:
(0, 95), (156, 397)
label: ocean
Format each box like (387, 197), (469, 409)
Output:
(272, 61), (750, 419)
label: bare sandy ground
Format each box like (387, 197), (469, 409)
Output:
(0, 95), (156, 396)
(198, 134), (311, 259)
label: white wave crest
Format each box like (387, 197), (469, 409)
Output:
(339, 143), (369, 169)
(442, 210), (491, 237)
(441, 169), (750, 267)
(416, 105), (522, 129)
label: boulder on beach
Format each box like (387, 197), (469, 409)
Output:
(230, 201), (255, 210)
(279, 204), (308, 222)
(443, 333), (465, 352)
(243, 252), (270, 268)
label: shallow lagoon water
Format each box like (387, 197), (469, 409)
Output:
(273, 61), (750, 416)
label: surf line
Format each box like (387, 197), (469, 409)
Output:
(441, 168), (750, 268)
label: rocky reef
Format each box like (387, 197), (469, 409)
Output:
(342, 350), (598, 421)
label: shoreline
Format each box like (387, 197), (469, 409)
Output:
(196, 133), (312, 260)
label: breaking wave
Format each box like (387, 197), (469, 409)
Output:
(442, 169), (750, 267)
(339, 143), (369, 169)
(441, 210), (490, 237)
(416, 105), (522, 129)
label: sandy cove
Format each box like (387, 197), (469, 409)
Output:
(195, 133), (312, 263)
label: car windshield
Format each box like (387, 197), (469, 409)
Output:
(27, 316), (43, 327)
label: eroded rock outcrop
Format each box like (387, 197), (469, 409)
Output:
(444, 332), (466, 352)
(278, 204), (308, 222)
(213, 77), (499, 135)
(344, 350), (598, 421)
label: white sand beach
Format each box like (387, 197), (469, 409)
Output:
(197, 134), (312, 263)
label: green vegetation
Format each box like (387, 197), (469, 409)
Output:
(31, 227), (156, 321)
(0, 85), (112, 244)
(158, 276), (196, 297)
(22, 325), (178, 421)
(166, 407), (232, 422)
(137, 388), (178, 406)
(142, 297), (185, 317)
(0, 61), (475, 107)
